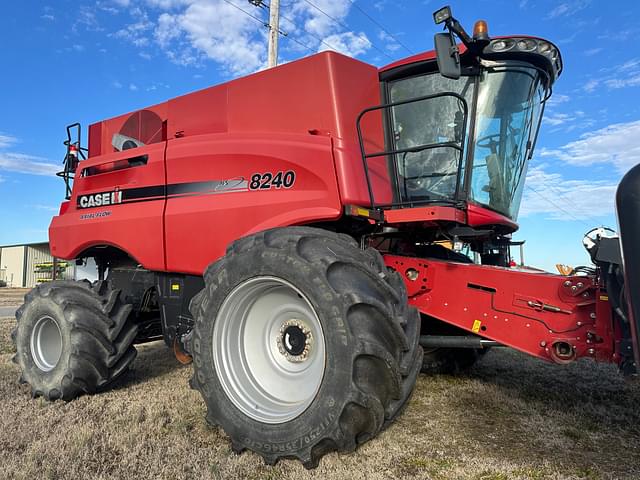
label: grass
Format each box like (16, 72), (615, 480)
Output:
(1, 308), (640, 479)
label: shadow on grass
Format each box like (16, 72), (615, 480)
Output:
(110, 341), (188, 392)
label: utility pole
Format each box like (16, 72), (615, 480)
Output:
(267, 0), (280, 67)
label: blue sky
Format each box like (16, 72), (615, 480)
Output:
(1, 0), (639, 271)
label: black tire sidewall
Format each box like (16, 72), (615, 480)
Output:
(16, 296), (72, 393)
(194, 246), (357, 455)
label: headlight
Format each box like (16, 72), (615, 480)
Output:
(492, 39), (515, 52)
(537, 41), (552, 55)
(517, 38), (537, 51)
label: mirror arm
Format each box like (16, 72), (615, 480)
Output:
(445, 18), (473, 47)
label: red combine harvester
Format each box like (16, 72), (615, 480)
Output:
(12, 6), (640, 468)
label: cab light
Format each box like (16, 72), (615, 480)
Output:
(517, 38), (537, 51)
(473, 20), (489, 41)
(538, 41), (552, 54)
(492, 39), (514, 51)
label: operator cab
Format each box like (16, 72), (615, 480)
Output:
(357, 6), (561, 235)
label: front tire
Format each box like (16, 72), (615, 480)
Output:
(190, 227), (422, 468)
(11, 280), (138, 401)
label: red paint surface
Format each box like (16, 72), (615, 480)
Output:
(384, 205), (465, 225)
(466, 203), (518, 231)
(50, 52), (380, 273)
(384, 254), (618, 365)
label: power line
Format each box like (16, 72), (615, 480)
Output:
(275, 8), (346, 54)
(221, 0), (269, 28)
(535, 180), (597, 221)
(347, 0), (414, 55)
(246, 1), (340, 56)
(280, 30), (316, 54)
(525, 184), (592, 227)
(302, 0), (394, 61)
(245, 1), (392, 62)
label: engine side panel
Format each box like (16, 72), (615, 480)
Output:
(164, 133), (342, 275)
(49, 142), (167, 270)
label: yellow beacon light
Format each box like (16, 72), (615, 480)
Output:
(473, 20), (489, 41)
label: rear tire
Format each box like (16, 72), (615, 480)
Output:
(190, 227), (422, 468)
(11, 280), (138, 401)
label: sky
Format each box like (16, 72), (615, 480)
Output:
(0, 0), (639, 272)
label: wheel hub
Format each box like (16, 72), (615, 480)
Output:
(30, 315), (62, 372)
(213, 276), (326, 424)
(277, 320), (313, 362)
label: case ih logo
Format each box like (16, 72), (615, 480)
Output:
(78, 190), (123, 209)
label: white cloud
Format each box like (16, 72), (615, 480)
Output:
(155, 12), (181, 46)
(584, 47), (602, 56)
(75, 6), (103, 32)
(0, 134), (59, 177)
(378, 30), (400, 53)
(319, 31), (371, 57)
(581, 57), (640, 92)
(113, 8), (153, 47)
(33, 204), (59, 212)
(546, 93), (570, 106)
(151, 1), (268, 74)
(114, 0), (368, 75)
(291, 0), (351, 38)
(41, 14), (55, 21)
(605, 75), (640, 89)
(541, 120), (640, 174)
(546, 0), (591, 19)
(543, 112), (574, 127)
(583, 79), (599, 92)
(0, 134), (17, 149)
(145, 0), (190, 8)
(129, 83), (139, 91)
(0, 153), (59, 176)
(521, 164), (617, 220)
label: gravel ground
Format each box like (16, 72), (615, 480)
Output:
(1, 313), (640, 480)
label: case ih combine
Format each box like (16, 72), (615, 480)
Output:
(11, 6), (640, 468)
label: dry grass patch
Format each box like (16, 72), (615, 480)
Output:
(1, 315), (640, 479)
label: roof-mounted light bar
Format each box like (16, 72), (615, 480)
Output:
(484, 37), (563, 79)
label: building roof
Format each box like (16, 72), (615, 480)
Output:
(0, 241), (49, 249)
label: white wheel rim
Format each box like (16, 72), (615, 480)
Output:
(30, 315), (63, 372)
(213, 276), (326, 424)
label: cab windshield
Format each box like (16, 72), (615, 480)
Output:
(386, 63), (547, 219)
(471, 66), (545, 218)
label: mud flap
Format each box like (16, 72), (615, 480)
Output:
(616, 163), (640, 374)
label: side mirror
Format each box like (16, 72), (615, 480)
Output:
(434, 32), (461, 79)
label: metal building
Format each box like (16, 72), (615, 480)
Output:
(0, 242), (89, 288)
